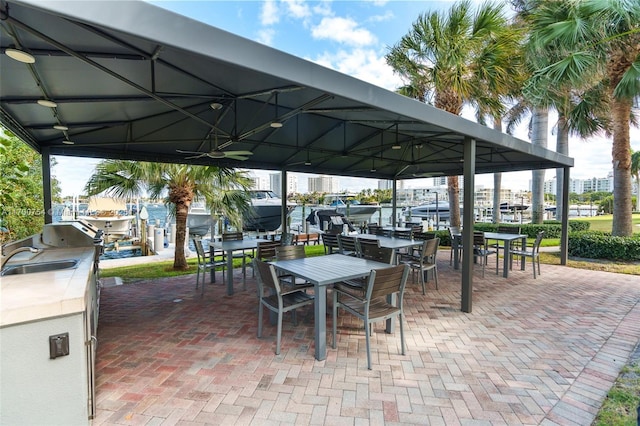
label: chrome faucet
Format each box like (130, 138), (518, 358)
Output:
(1, 247), (43, 269)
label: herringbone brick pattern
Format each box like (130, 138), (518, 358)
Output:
(94, 252), (640, 425)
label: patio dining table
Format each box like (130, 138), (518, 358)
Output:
(356, 234), (423, 256)
(270, 254), (389, 361)
(210, 239), (258, 295)
(451, 231), (527, 278)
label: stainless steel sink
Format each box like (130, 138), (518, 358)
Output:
(1, 259), (79, 276)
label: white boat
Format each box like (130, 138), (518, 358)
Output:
(321, 194), (380, 225)
(78, 197), (135, 239)
(403, 201), (458, 222)
(187, 202), (216, 237)
(243, 190), (296, 231)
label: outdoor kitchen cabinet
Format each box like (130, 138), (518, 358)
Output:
(0, 246), (100, 425)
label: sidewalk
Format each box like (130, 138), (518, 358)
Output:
(99, 243), (195, 269)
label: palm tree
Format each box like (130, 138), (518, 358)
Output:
(525, 0), (640, 236)
(632, 150), (640, 211)
(85, 160), (252, 270)
(386, 0), (523, 227)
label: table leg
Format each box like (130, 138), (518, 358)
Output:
(520, 237), (527, 271)
(453, 236), (460, 269)
(385, 293), (396, 333)
(226, 249), (234, 295)
(314, 284), (327, 361)
(502, 240), (510, 278)
(209, 247), (216, 283)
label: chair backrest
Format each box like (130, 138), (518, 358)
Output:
(253, 259), (282, 294)
(413, 231), (435, 241)
(193, 238), (207, 264)
(473, 231), (486, 248)
(411, 224), (423, 234)
(275, 244), (306, 261)
(421, 237), (440, 261)
(356, 237), (380, 257)
(337, 234), (358, 254)
(367, 224), (381, 235)
(497, 225), (521, 234)
(222, 232), (244, 241)
(532, 231), (545, 253)
(321, 233), (340, 254)
(365, 264), (410, 303)
(393, 230), (412, 239)
(360, 245), (394, 264)
(257, 240), (280, 261)
(373, 227), (388, 236)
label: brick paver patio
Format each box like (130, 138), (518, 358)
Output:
(94, 252), (640, 425)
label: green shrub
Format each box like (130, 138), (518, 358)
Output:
(568, 231), (640, 261)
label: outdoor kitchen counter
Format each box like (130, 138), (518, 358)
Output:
(0, 247), (95, 327)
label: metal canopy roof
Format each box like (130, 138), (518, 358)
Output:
(0, 0), (573, 180)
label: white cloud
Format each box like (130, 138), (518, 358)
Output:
(283, 0), (312, 19)
(260, 0), (280, 26)
(368, 10), (394, 23)
(256, 28), (276, 46)
(312, 48), (400, 91)
(311, 16), (377, 46)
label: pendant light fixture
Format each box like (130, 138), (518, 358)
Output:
(392, 124), (401, 149)
(270, 92), (283, 128)
(5, 46), (35, 64)
(37, 99), (57, 108)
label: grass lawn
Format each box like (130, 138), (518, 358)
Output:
(572, 213), (640, 233)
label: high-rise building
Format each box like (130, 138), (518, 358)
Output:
(308, 175), (338, 193)
(250, 175), (269, 190)
(378, 180), (404, 190)
(269, 173), (298, 196)
(542, 172), (614, 195)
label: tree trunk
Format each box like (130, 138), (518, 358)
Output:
(636, 176), (640, 212)
(173, 201), (190, 270)
(448, 176), (461, 228)
(610, 96), (633, 236)
(530, 107), (548, 224)
(555, 115), (569, 221)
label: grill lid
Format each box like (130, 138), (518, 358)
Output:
(41, 221), (102, 247)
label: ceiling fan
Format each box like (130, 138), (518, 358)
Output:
(176, 148), (253, 161)
(177, 129), (253, 161)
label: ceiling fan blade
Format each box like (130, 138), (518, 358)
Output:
(225, 155), (250, 161)
(184, 153), (208, 159)
(223, 150), (253, 156)
(176, 149), (203, 155)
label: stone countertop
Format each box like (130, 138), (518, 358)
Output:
(0, 247), (95, 327)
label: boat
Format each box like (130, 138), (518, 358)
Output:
(187, 202), (217, 237)
(321, 194), (380, 225)
(243, 190), (296, 232)
(77, 197), (135, 239)
(403, 201), (459, 222)
(305, 208), (357, 234)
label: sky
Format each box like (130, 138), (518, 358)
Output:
(52, 0), (640, 196)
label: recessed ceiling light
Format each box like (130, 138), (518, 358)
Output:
(62, 140), (74, 145)
(5, 47), (35, 64)
(210, 102), (223, 110)
(305, 161), (311, 166)
(391, 145), (401, 150)
(270, 121), (283, 128)
(37, 99), (57, 108)
(53, 125), (69, 131)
